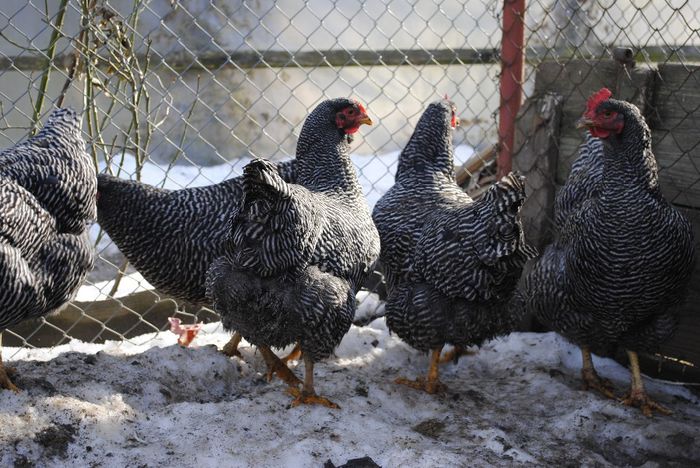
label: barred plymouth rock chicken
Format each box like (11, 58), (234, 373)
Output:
(554, 131), (604, 228)
(372, 100), (536, 394)
(519, 89), (695, 416)
(0, 108), (96, 391)
(97, 159), (296, 357)
(206, 98), (378, 408)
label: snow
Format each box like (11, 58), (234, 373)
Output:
(75, 272), (154, 303)
(1, 322), (699, 467)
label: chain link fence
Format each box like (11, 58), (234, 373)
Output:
(1, 0), (698, 377)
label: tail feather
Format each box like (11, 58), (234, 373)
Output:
(413, 171), (535, 301)
(227, 158), (320, 277)
(485, 171), (527, 213)
(243, 158), (293, 200)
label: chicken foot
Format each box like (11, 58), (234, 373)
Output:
(0, 333), (19, 392)
(261, 344), (302, 382)
(220, 332), (243, 358)
(580, 346), (615, 399)
(287, 354), (339, 409)
(259, 346), (303, 388)
(620, 350), (671, 417)
(395, 348), (447, 394)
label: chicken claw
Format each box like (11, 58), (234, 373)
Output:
(0, 364), (19, 393)
(581, 368), (616, 399)
(287, 387), (340, 409)
(395, 348), (446, 394)
(221, 333), (242, 358)
(259, 347), (303, 388)
(620, 389), (672, 417)
(620, 350), (672, 417)
(395, 376), (446, 395)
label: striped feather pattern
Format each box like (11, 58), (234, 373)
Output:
(96, 160), (296, 306)
(372, 101), (469, 293)
(554, 132), (603, 229)
(0, 108), (96, 330)
(373, 100), (536, 353)
(520, 98), (695, 354)
(207, 98), (380, 362)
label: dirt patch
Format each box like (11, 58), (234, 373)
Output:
(33, 423), (77, 459)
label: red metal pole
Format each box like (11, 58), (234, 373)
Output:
(497, 0), (526, 178)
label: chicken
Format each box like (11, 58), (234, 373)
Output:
(0, 108), (96, 391)
(206, 98), (378, 408)
(519, 88), (696, 416)
(96, 158), (296, 357)
(372, 100), (536, 393)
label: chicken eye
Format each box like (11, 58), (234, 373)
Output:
(603, 110), (613, 118)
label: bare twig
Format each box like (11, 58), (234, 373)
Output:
(32, 0), (69, 133)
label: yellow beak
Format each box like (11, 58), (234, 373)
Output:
(358, 115), (373, 126)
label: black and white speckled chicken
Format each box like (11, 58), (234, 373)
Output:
(96, 160), (296, 357)
(372, 100), (536, 394)
(207, 98), (378, 408)
(0, 108), (96, 391)
(554, 131), (604, 228)
(519, 89), (696, 416)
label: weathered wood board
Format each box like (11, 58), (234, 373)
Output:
(513, 92), (563, 250)
(650, 64), (700, 209)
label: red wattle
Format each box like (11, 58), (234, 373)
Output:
(590, 128), (610, 139)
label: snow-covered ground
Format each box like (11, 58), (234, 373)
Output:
(1, 318), (699, 467)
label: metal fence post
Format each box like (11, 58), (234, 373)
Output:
(498, 0), (526, 178)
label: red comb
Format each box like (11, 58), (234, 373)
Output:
(586, 88), (612, 114)
(354, 100), (367, 114)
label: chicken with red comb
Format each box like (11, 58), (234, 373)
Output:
(518, 88), (695, 417)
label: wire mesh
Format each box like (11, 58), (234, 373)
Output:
(0, 0), (697, 375)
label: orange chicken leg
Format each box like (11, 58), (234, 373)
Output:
(395, 348), (446, 394)
(287, 354), (339, 409)
(259, 346), (303, 388)
(439, 345), (476, 364)
(221, 332), (243, 358)
(580, 346), (615, 399)
(0, 333), (19, 392)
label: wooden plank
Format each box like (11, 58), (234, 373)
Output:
(654, 208), (700, 375)
(651, 64), (700, 209)
(3, 45), (698, 72)
(0, 48), (500, 72)
(513, 92), (563, 250)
